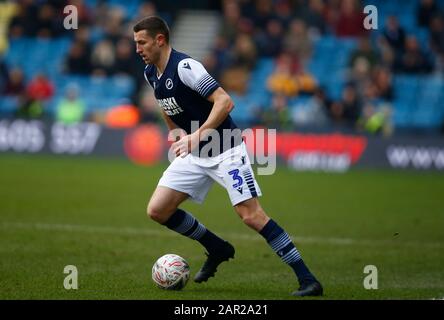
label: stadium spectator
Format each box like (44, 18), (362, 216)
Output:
(47, 0), (67, 9)
(220, 66), (250, 95)
(328, 84), (361, 127)
(333, 0), (367, 37)
(219, 0), (242, 44)
(73, 25), (93, 48)
(16, 97), (43, 119)
(395, 35), (434, 74)
(267, 52), (301, 97)
(133, 1), (158, 23)
(429, 15), (444, 62)
(261, 94), (292, 130)
(35, 3), (63, 38)
(204, 35), (231, 81)
(372, 67), (394, 101)
(348, 37), (381, 94)
(113, 37), (138, 77)
(69, 0), (93, 26)
(323, 0), (341, 29)
(417, 0), (440, 28)
(267, 52), (317, 98)
(0, 1), (18, 54)
(55, 84), (86, 124)
(430, 15), (444, 72)
(15, 73), (53, 119)
(0, 59), (8, 92)
(247, 0), (274, 32)
(2, 0), (443, 133)
(64, 40), (92, 75)
(91, 39), (115, 76)
(138, 88), (162, 124)
(313, 86), (333, 122)
(294, 0), (328, 35)
(227, 33), (257, 70)
(103, 7), (126, 44)
(255, 19), (284, 58)
(220, 33), (257, 94)
(274, 0), (293, 29)
(3, 67), (25, 96)
(291, 87), (329, 127)
(360, 80), (380, 105)
(8, 0), (39, 38)
(382, 16), (407, 54)
(358, 103), (393, 136)
(26, 73), (54, 102)
(283, 19), (313, 65)
(91, 0), (111, 31)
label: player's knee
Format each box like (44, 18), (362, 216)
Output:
(239, 207), (267, 231)
(147, 203), (169, 224)
(241, 213), (256, 228)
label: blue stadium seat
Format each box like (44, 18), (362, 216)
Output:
(5, 37), (71, 80)
(109, 76), (136, 98)
(394, 75), (420, 103)
(392, 101), (413, 127)
(229, 93), (258, 124)
(0, 96), (19, 115)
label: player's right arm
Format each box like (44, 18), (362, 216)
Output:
(160, 109), (179, 131)
(160, 109), (186, 143)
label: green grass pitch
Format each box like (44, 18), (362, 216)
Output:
(0, 154), (443, 300)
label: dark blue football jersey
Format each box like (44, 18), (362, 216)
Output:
(144, 49), (241, 156)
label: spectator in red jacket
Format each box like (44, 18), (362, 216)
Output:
(16, 73), (54, 119)
(334, 0), (367, 37)
(26, 73), (54, 101)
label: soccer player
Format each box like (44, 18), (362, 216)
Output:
(133, 16), (323, 297)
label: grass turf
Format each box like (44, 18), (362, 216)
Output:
(0, 154), (443, 300)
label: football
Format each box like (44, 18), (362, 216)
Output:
(152, 254), (190, 290)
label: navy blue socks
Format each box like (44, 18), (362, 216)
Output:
(164, 209), (227, 255)
(260, 219), (317, 285)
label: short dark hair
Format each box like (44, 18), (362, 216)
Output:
(133, 16), (170, 43)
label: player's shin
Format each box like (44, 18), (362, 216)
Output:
(163, 208), (229, 255)
(259, 219), (318, 286)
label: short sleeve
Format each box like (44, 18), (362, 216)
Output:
(144, 64), (153, 87)
(177, 58), (219, 98)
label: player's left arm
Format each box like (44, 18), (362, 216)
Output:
(172, 58), (234, 156)
(196, 87), (234, 139)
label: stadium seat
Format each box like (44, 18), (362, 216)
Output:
(0, 96), (19, 115)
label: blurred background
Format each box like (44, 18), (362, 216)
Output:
(1, 0), (444, 169)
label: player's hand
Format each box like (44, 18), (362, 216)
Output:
(172, 132), (200, 157)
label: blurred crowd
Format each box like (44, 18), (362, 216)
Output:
(204, 0), (444, 134)
(1, 0), (163, 124)
(1, 0), (444, 133)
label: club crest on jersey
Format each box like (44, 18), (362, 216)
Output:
(166, 78), (173, 90)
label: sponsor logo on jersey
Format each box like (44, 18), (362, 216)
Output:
(157, 97), (184, 116)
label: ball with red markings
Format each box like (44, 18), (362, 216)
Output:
(152, 254), (190, 290)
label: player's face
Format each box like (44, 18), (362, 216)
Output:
(134, 30), (161, 65)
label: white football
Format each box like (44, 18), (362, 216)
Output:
(152, 254), (190, 290)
